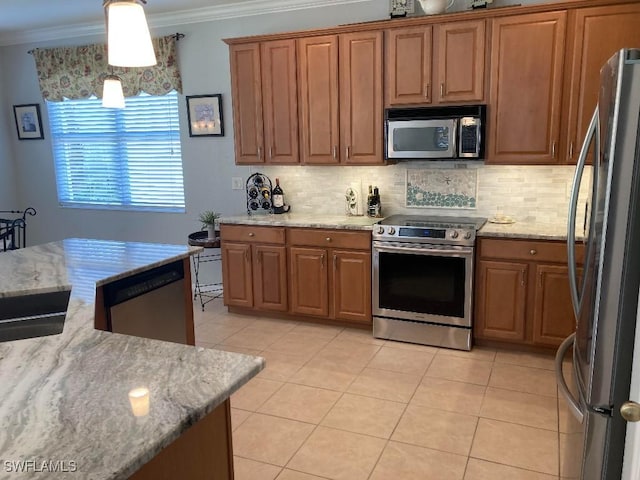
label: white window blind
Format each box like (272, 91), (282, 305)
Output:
(47, 91), (185, 212)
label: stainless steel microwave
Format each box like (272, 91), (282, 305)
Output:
(385, 105), (486, 160)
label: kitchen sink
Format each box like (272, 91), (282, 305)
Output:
(0, 289), (71, 343)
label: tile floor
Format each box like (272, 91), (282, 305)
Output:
(195, 299), (570, 480)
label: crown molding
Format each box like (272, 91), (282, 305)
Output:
(0, 0), (373, 47)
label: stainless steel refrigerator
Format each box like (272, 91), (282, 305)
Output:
(556, 48), (640, 479)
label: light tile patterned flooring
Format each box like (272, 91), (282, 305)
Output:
(195, 299), (571, 480)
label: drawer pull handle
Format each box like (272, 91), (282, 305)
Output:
(326, 237), (331, 242)
(530, 249), (537, 255)
(248, 232), (255, 237)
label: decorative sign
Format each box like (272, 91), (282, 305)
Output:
(406, 168), (477, 209)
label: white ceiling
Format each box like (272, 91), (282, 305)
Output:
(0, 0), (357, 46)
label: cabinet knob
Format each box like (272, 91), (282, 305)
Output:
(530, 249), (537, 255)
(326, 237), (331, 242)
(248, 232), (255, 237)
(621, 401), (640, 422)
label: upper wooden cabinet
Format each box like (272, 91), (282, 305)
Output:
(385, 26), (433, 105)
(487, 11), (567, 164)
(298, 32), (384, 165)
(563, 3), (640, 163)
(298, 35), (340, 164)
(385, 19), (485, 106)
(229, 44), (263, 165)
(229, 40), (299, 165)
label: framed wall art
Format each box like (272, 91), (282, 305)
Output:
(13, 103), (44, 140)
(186, 94), (224, 137)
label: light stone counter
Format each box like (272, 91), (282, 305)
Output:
(219, 213), (380, 230)
(478, 221), (585, 241)
(221, 214), (580, 241)
(0, 239), (264, 479)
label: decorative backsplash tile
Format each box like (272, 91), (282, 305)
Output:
(256, 163), (591, 227)
(406, 169), (477, 209)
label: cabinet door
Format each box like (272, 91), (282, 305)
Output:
(252, 245), (288, 312)
(564, 3), (640, 163)
(229, 43), (264, 165)
(532, 264), (581, 347)
(332, 250), (371, 324)
(385, 26), (432, 105)
(221, 242), (253, 308)
(261, 40), (299, 164)
(339, 31), (384, 165)
(488, 12), (566, 164)
(289, 247), (329, 317)
(298, 35), (340, 164)
(475, 260), (527, 342)
(435, 20), (485, 103)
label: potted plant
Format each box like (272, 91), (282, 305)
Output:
(198, 210), (220, 239)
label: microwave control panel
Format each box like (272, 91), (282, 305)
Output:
(459, 117), (481, 158)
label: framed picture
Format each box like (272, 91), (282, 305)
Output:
(186, 94), (224, 137)
(13, 104), (44, 140)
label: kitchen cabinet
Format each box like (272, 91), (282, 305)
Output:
(474, 238), (584, 348)
(221, 225), (288, 311)
(385, 19), (485, 106)
(562, 3), (640, 163)
(298, 31), (383, 165)
(532, 264), (582, 347)
(475, 260), (528, 342)
(487, 11), (567, 164)
(289, 228), (372, 324)
(229, 40), (299, 165)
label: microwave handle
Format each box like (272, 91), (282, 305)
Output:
(450, 118), (459, 157)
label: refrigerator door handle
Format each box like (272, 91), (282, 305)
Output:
(568, 107), (599, 318)
(556, 333), (585, 423)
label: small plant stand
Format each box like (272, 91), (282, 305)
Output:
(188, 231), (223, 311)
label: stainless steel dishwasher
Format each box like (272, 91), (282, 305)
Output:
(103, 260), (188, 344)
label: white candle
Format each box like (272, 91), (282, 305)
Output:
(128, 387), (150, 417)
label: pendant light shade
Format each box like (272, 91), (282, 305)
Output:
(105, 0), (156, 67)
(102, 75), (125, 108)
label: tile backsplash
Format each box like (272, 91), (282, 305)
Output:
(256, 162), (591, 226)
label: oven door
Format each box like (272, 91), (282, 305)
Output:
(386, 119), (458, 159)
(372, 241), (473, 327)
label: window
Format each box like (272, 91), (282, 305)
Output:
(47, 91), (185, 212)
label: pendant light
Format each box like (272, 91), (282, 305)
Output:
(104, 0), (156, 67)
(102, 74), (125, 108)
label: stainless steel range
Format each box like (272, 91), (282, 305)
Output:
(372, 214), (486, 351)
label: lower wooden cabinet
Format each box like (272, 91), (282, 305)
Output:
(474, 238), (583, 348)
(289, 229), (372, 325)
(475, 260), (527, 342)
(221, 225), (372, 326)
(289, 246), (329, 317)
(221, 226), (287, 312)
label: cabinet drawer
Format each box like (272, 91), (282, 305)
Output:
(479, 238), (584, 264)
(288, 228), (371, 250)
(220, 225), (285, 244)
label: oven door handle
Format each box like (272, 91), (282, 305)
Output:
(373, 245), (473, 256)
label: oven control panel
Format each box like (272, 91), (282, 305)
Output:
(373, 225), (476, 245)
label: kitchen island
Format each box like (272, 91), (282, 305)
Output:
(0, 239), (264, 479)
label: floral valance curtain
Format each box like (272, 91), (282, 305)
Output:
(32, 35), (182, 101)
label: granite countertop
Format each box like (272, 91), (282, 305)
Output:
(0, 239), (264, 479)
(478, 221), (572, 241)
(219, 213), (380, 230)
(220, 213), (577, 241)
